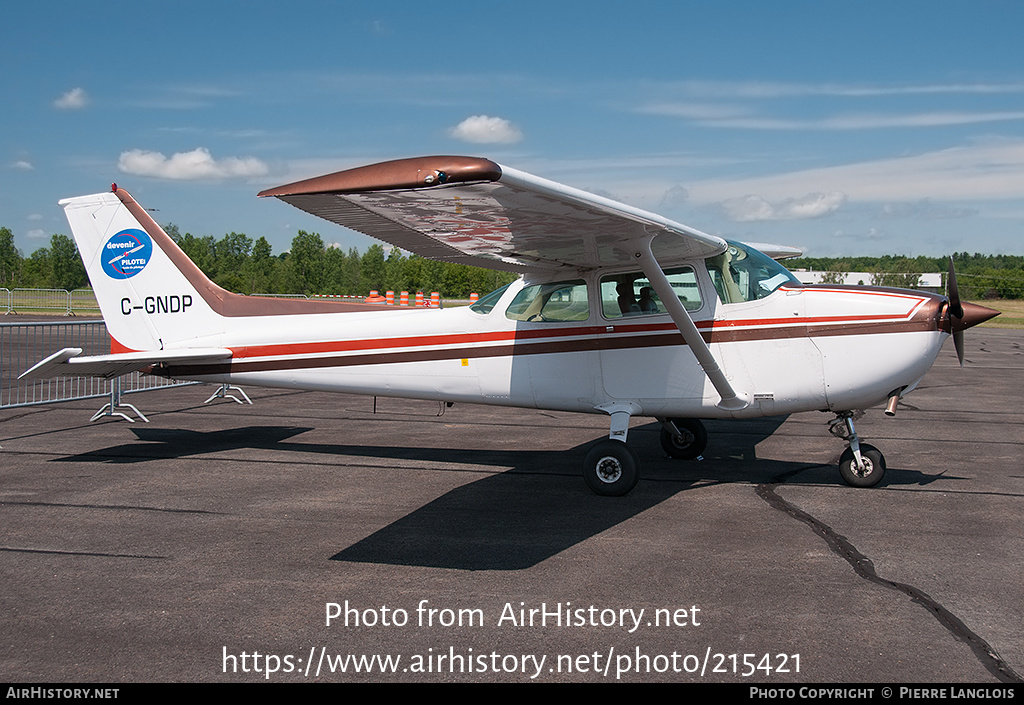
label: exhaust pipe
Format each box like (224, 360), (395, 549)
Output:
(884, 388), (904, 417)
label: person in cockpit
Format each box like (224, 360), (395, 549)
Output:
(638, 286), (659, 313)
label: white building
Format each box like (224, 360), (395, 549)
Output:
(791, 270), (943, 293)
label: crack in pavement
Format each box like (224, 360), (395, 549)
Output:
(756, 475), (1022, 684)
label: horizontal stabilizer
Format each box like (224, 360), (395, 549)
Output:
(20, 347), (233, 381)
(740, 242), (803, 260)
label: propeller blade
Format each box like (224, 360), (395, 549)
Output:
(947, 256), (964, 319)
(944, 257), (999, 366)
(953, 330), (965, 366)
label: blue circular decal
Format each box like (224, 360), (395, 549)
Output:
(101, 229), (153, 279)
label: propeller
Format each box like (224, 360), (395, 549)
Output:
(945, 257), (1000, 366)
(947, 257), (966, 365)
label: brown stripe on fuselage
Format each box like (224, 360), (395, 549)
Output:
(161, 295), (944, 378)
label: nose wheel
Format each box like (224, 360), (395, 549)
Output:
(838, 444), (886, 487)
(830, 412), (886, 487)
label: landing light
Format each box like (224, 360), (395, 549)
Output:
(424, 170), (448, 185)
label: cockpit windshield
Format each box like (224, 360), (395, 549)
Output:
(705, 241), (801, 304)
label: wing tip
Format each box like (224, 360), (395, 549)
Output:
(258, 155), (502, 198)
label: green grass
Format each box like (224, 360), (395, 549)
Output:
(969, 299), (1024, 329)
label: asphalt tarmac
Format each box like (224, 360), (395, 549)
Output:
(1, 329), (1022, 683)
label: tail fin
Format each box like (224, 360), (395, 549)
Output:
(63, 186), (392, 353)
(61, 187), (229, 352)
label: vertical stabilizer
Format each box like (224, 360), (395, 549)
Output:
(61, 188), (227, 352)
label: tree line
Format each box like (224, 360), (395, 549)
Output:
(0, 228), (86, 292)
(786, 253), (1024, 299)
(0, 225), (517, 299)
(2, 224), (1022, 300)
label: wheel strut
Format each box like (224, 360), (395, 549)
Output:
(584, 402), (643, 495)
(829, 411), (866, 471)
(829, 411), (886, 488)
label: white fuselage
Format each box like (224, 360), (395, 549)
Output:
(61, 189), (950, 424)
(163, 274), (948, 420)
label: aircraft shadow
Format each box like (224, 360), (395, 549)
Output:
(333, 416), (795, 570)
(332, 470), (685, 570)
(52, 417), (956, 569)
(55, 426), (317, 462)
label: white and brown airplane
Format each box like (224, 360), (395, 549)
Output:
(23, 156), (998, 494)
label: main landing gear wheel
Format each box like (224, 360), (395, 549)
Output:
(583, 439), (639, 496)
(838, 443), (886, 488)
(660, 418), (708, 459)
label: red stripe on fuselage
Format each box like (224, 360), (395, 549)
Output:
(225, 297), (933, 362)
(162, 294), (941, 377)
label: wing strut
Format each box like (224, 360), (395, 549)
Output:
(629, 234), (750, 411)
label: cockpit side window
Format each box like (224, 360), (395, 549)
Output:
(600, 267), (701, 319)
(505, 280), (589, 322)
(705, 241), (800, 304)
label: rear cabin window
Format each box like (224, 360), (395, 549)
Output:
(469, 283), (511, 314)
(505, 280), (589, 322)
(600, 267), (701, 318)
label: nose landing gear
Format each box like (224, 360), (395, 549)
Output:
(829, 411), (886, 487)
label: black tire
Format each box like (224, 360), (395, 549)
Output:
(660, 418), (708, 459)
(838, 443), (886, 488)
(583, 440), (639, 496)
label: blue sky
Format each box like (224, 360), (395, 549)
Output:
(5, 1), (1024, 260)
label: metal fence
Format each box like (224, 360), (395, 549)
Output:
(2, 288), (101, 315)
(68, 289), (101, 314)
(0, 318), (194, 410)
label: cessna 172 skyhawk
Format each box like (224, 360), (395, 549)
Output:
(23, 156), (998, 495)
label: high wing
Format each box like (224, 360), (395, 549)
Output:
(261, 156), (755, 411)
(19, 347), (233, 381)
(258, 156), (728, 273)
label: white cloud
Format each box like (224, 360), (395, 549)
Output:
(54, 87), (88, 109)
(117, 147), (269, 180)
(639, 102), (752, 120)
(653, 80), (1024, 100)
(449, 115), (522, 144)
(695, 111), (1024, 131)
(877, 201), (977, 220)
(722, 192), (846, 221)
(723, 195), (775, 222)
(12, 160), (33, 171)
(688, 139), (1024, 204)
(658, 184), (690, 208)
(636, 80), (1024, 131)
(640, 102), (1024, 130)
